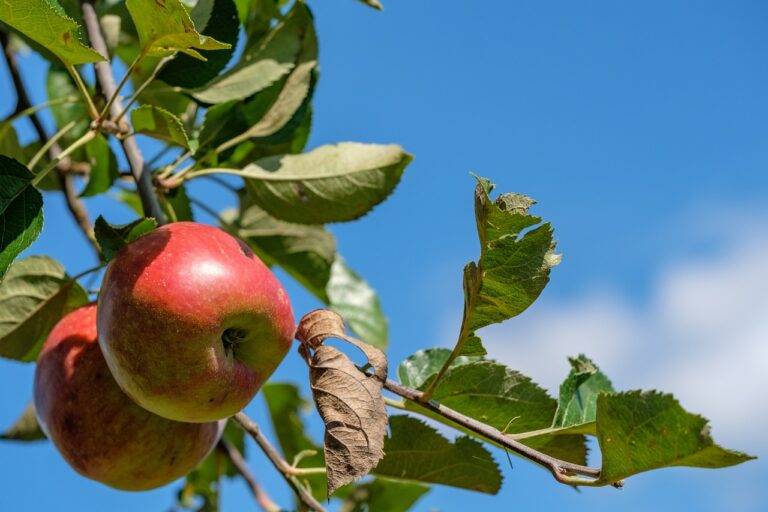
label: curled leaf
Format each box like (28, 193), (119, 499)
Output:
(296, 309), (388, 495)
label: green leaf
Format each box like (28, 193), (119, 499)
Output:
(326, 257), (388, 349)
(191, 3), (310, 104)
(157, 0), (239, 88)
(465, 177), (560, 333)
(552, 354), (614, 430)
(373, 415), (501, 494)
(400, 356), (587, 464)
(161, 184), (194, 222)
(196, 73), (314, 161)
(341, 478), (428, 512)
(131, 105), (194, 149)
(596, 391), (755, 484)
(81, 134), (119, 197)
(47, 65), (89, 146)
(227, 200), (388, 348)
(226, 200), (336, 299)
(0, 402), (46, 441)
(125, 0), (231, 60)
(0, 256), (88, 362)
(0, 156), (44, 282)
(262, 382), (328, 501)
(0, 121), (23, 161)
(94, 215), (157, 262)
(227, 142), (411, 224)
(397, 348), (481, 389)
(218, 6), (317, 143)
(425, 361), (557, 435)
(114, 189), (145, 216)
(429, 176), (560, 388)
(0, 0), (103, 65)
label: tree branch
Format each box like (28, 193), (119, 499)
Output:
(78, 0), (167, 224)
(1, 31), (100, 258)
(233, 412), (327, 512)
(216, 440), (281, 512)
(382, 377), (607, 486)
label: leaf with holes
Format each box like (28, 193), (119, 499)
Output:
(0, 156), (44, 282)
(0, 0), (103, 65)
(300, 313), (388, 496)
(126, 0), (230, 59)
(427, 176), (560, 391)
(0, 256), (88, 362)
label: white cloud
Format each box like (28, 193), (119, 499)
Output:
(473, 213), (768, 452)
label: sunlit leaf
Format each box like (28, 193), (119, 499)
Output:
(158, 0), (239, 88)
(0, 256), (87, 361)
(126, 0), (230, 59)
(596, 391), (755, 484)
(0, 0), (103, 65)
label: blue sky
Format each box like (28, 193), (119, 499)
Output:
(1, 1), (767, 510)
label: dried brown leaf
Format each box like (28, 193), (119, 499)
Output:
(298, 309), (388, 496)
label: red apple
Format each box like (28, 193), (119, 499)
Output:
(97, 222), (295, 423)
(34, 304), (221, 491)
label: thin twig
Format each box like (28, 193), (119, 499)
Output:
(100, 51), (142, 121)
(64, 63), (99, 120)
(1, 31), (100, 258)
(79, 0), (166, 224)
(233, 412), (326, 512)
(217, 440), (281, 512)
(27, 120), (77, 170)
(114, 55), (173, 124)
(382, 378), (607, 486)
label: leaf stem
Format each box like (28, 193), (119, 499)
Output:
(27, 120), (77, 170)
(64, 63), (99, 120)
(381, 377), (608, 486)
(31, 129), (96, 187)
(7, 96), (80, 124)
(114, 55), (173, 124)
(71, 263), (105, 281)
(100, 52), (143, 122)
(233, 412), (326, 512)
(217, 439), (282, 512)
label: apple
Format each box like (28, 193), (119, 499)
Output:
(97, 222), (295, 423)
(34, 304), (221, 491)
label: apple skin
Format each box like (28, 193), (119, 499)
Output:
(97, 222), (295, 423)
(34, 304), (221, 491)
